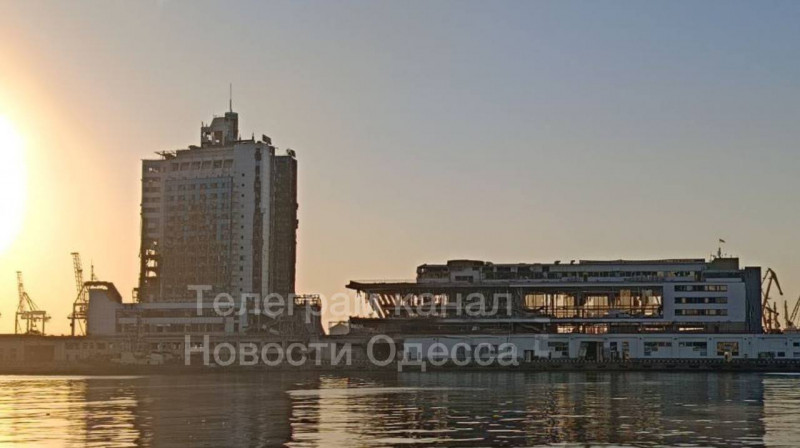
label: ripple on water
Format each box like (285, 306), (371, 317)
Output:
(0, 372), (798, 447)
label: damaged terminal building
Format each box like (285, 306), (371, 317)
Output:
(345, 257), (800, 362)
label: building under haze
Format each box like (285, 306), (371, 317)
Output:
(137, 109), (298, 302)
(350, 257), (762, 335)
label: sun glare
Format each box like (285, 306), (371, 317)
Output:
(0, 116), (26, 254)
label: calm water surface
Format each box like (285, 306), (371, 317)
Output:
(0, 371), (799, 447)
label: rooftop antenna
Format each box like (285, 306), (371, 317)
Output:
(229, 83), (233, 113)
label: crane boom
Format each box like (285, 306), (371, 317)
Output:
(15, 271), (49, 335)
(16, 272), (37, 311)
(785, 300), (791, 329)
(71, 252), (84, 295)
(790, 295), (800, 328)
(16, 271), (25, 311)
(69, 252), (94, 336)
(761, 268), (785, 332)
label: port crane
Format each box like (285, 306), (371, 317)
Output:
(761, 268), (784, 333)
(68, 252), (97, 336)
(784, 295), (800, 332)
(15, 271), (50, 335)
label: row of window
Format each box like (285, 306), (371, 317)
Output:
(675, 284), (728, 292)
(675, 309), (728, 316)
(679, 341), (707, 348)
(165, 202), (231, 213)
(480, 270), (698, 280)
(167, 212), (238, 220)
(65, 342), (108, 350)
(644, 341), (739, 356)
(167, 193), (230, 202)
(117, 323), (227, 333)
(167, 181), (231, 192)
(538, 340), (781, 358)
(171, 160), (234, 171)
(675, 297), (728, 304)
(643, 341), (671, 356)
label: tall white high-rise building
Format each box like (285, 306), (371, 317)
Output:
(137, 109), (297, 302)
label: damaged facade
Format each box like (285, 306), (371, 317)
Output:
(138, 110), (298, 302)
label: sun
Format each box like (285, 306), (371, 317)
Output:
(0, 116), (26, 254)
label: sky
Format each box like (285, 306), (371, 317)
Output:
(0, 0), (798, 334)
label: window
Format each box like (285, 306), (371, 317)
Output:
(716, 341), (739, 356)
(547, 342), (568, 357)
(644, 341), (672, 356)
(405, 345), (421, 361)
(679, 341), (707, 356)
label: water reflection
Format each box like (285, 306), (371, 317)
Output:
(0, 376), (141, 447)
(287, 373), (770, 447)
(0, 372), (799, 446)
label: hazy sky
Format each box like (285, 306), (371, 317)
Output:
(0, 1), (799, 334)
